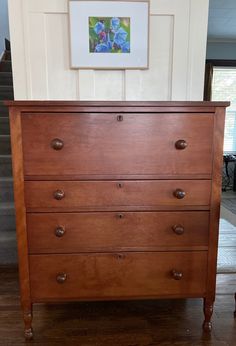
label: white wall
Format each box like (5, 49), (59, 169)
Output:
(0, 0), (10, 56)
(8, 0), (209, 101)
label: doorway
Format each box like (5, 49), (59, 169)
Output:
(205, 61), (236, 273)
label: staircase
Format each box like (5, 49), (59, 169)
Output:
(0, 40), (17, 265)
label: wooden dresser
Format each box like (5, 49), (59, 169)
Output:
(6, 101), (229, 339)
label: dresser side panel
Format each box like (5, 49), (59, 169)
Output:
(9, 107), (31, 310)
(207, 107), (226, 299)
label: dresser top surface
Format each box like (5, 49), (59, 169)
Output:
(4, 100), (230, 108)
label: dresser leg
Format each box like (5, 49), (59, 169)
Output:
(23, 307), (33, 340)
(202, 298), (213, 332)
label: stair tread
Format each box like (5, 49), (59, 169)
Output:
(0, 71), (12, 76)
(0, 154), (11, 159)
(0, 177), (13, 182)
(0, 231), (16, 241)
(0, 60), (12, 72)
(0, 85), (13, 90)
(0, 119), (9, 133)
(0, 61), (11, 65)
(0, 103), (10, 107)
(0, 202), (15, 211)
(0, 155), (12, 178)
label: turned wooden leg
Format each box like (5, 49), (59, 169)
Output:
(202, 298), (214, 332)
(234, 293), (236, 318)
(23, 307), (33, 340)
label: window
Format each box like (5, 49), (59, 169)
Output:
(212, 67), (236, 153)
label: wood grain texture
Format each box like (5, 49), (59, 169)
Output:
(24, 180), (211, 211)
(4, 100), (230, 107)
(6, 101), (228, 338)
(206, 107), (226, 299)
(8, 107), (32, 338)
(3, 100), (230, 116)
(29, 252), (208, 301)
(27, 211), (209, 253)
(24, 173), (213, 180)
(1, 268), (236, 345)
(21, 113), (214, 177)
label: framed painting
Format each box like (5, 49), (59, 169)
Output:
(69, 0), (149, 69)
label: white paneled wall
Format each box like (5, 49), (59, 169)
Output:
(8, 0), (209, 101)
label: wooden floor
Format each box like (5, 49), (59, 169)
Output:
(0, 268), (236, 346)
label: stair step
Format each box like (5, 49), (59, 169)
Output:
(0, 177), (14, 203)
(5, 39), (11, 52)
(0, 229), (17, 265)
(0, 155), (12, 176)
(0, 72), (13, 86)
(0, 230), (16, 242)
(0, 202), (15, 214)
(0, 86), (14, 100)
(3, 50), (11, 61)
(0, 61), (12, 72)
(0, 103), (8, 117)
(0, 117), (10, 135)
(0, 246), (17, 265)
(0, 202), (17, 265)
(0, 135), (11, 155)
(0, 202), (16, 232)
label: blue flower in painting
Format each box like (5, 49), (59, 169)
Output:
(114, 27), (128, 47)
(95, 43), (110, 52)
(111, 17), (120, 31)
(94, 21), (105, 34)
(121, 41), (130, 53)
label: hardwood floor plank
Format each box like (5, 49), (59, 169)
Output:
(0, 268), (235, 345)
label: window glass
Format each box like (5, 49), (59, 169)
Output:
(212, 67), (236, 153)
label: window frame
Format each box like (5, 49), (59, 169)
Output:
(204, 60), (236, 101)
(204, 59), (236, 154)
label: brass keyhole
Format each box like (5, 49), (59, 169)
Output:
(116, 253), (125, 260)
(116, 213), (124, 219)
(117, 182), (123, 188)
(117, 115), (123, 122)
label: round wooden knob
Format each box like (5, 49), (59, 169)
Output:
(172, 224), (185, 235)
(51, 138), (64, 150)
(175, 139), (187, 150)
(53, 189), (65, 200)
(173, 189), (186, 199)
(172, 270), (183, 280)
(56, 273), (67, 283)
(55, 226), (66, 237)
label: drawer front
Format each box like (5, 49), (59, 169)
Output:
(25, 180), (211, 211)
(22, 113), (213, 177)
(29, 252), (207, 301)
(27, 211), (209, 253)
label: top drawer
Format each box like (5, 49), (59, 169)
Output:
(21, 113), (213, 177)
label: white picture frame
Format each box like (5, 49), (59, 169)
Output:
(69, 0), (149, 69)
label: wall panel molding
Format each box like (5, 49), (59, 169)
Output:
(8, 0), (209, 101)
